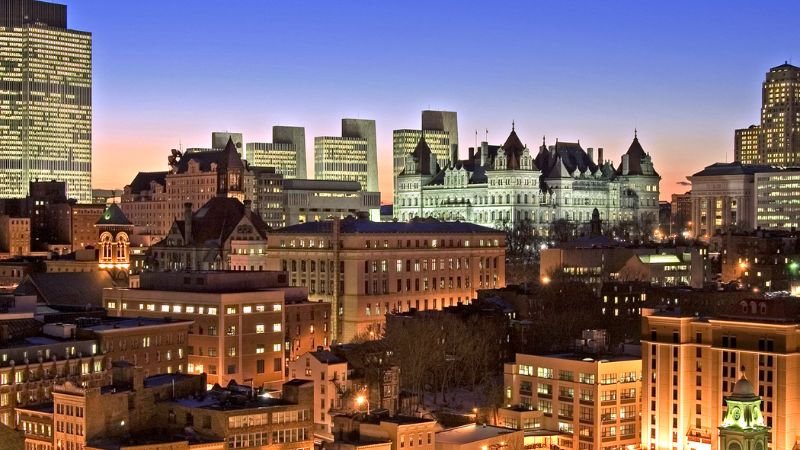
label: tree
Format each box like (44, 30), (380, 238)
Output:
(549, 219), (577, 243)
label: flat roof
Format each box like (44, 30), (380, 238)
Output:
(436, 424), (519, 445)
(81, 317), (192, 332)
(535, 352), (641, 363)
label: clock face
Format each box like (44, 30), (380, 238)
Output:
(732, 406), (741, 420)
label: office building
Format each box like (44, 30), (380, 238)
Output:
(395, 126), (660, 233)
(0, 0), (92, 202)
(282, 179), (380, 226)
(393, 111), (459, 189)
(642, 299), (800, 450)
(671, 191), (692, 235)
(104, 271), (308, 388)
(754, 169), (800, 230)
(315, 119), (379, 192)
(734, 63), (800, 165)
(714, 230), (798, 291)
(502, 352), (642, 450)
(688, 162), (800, 236)
(267, 215), (506, 342)
(247, 126), (308, 178)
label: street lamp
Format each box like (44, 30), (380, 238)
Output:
(356, 394), (370, 415)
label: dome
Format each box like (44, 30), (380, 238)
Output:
(733, 377), (756, 397)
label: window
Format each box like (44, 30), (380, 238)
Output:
(273, 344), (282, 352)
(256, 324), (265, 334)
(273, 323), (282, 332)
(537, 367), (553, 379)
(257, 359), (265, 374)
(256, 345), (265, 354)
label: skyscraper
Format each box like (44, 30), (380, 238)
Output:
(315, 118), (378, 191)
(393, 110), (459, 181)
(734, 63), (800, 165)
(245, 125), (307, 178)
(0, 0), (92, 202)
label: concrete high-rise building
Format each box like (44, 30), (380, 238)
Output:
(0, 0), (92, 202)
(734, 63), (800, 165)
(245, 125), (307, 178)
(211, 131), (243, 153)
(393, 111), (459, 187)
(315, 119), (378, 192)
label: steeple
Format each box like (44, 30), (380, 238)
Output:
(719, 372), (769, 450)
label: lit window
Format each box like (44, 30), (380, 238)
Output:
(256, 324), (265, 334)
(273, 323), (282, 332)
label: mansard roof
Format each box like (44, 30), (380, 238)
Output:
(174, 138), (244, 174)
(616, 133), (659, 177)
(536, 141), (599, 179)
(128, 171), (167, 193)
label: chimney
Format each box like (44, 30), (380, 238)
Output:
(598, 148), (604, 165)
(480, 142), (488, 166)
(587, 148), (594, 163)
(184, 202), (193, 244)
(468, 147), (475, 161)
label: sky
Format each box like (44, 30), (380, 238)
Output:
(65, 0), (800, 203)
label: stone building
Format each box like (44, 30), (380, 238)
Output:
(119, 171), (169, 246)
(267, 216), (506, 342)
(149, 197), (269, 272)
(394, 126), (660, 235)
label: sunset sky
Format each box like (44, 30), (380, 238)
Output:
(65, 0), (800, 203)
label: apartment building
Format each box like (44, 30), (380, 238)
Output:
(287, 349), (349, 441)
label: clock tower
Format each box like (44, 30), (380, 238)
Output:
(719, 374), (770, 450)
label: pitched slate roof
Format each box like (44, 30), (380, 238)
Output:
(128, 171), (167, 193)
(616, 134), (659, 176)
(536, 141), (599, 179)
(164, 197), (269, 246)
(501, 127), (526, 170)
(96, 203), (133, 226)
(15, 272), (116, 307)
(174, 138), (244, 174)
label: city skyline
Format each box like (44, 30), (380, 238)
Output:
(59, 0), (800, 202)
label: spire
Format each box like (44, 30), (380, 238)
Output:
(512, 120), (515, 131)
(634, 128), (638, 139)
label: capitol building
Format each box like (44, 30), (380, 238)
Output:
(394, 125), (660, 235)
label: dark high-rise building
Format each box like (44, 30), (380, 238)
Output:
(735, 63), (800, 165)
(0, 0), (92, 202)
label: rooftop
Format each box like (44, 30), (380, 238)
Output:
(690, 162), (797, 177)
(436, 424), (519, 445)
(273, 216), (503, 235)
(535, 352), (641, 363)
(80, 317), (192, 332)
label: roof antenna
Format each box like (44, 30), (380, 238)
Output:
(634, 128), (638, 139)
(512, 120), (515, 132)
(485, 129), (488, 142)
(475, 130), (478, 148)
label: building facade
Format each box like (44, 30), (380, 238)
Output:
(395, 126), (660, 234)
(247, 125), (308, 178)
(754, 169), (800, 231)
(284, 299), (331, 365)
(0, 0), (93, 202)
(282, 179), (380, 226)
(0, 215), (30, 257)
(503, 352), (642, 450)
(642, 302), (800, 450)
(119, 171), (169, 246)
(315, 119), (378, 192)
(734, 63), (800, 165)
(393, 110), (459, 190)
(104, 271), (306, 388)
(149, 197), (269, 272)
(287, 349), (349, 441)
(268, 216), (506, 342)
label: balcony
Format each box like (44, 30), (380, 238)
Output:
(579, 398), (594, 406)
(620, 396), (637, 404)
(558, 395), (574, 402)
(601, 435), (618, 443)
